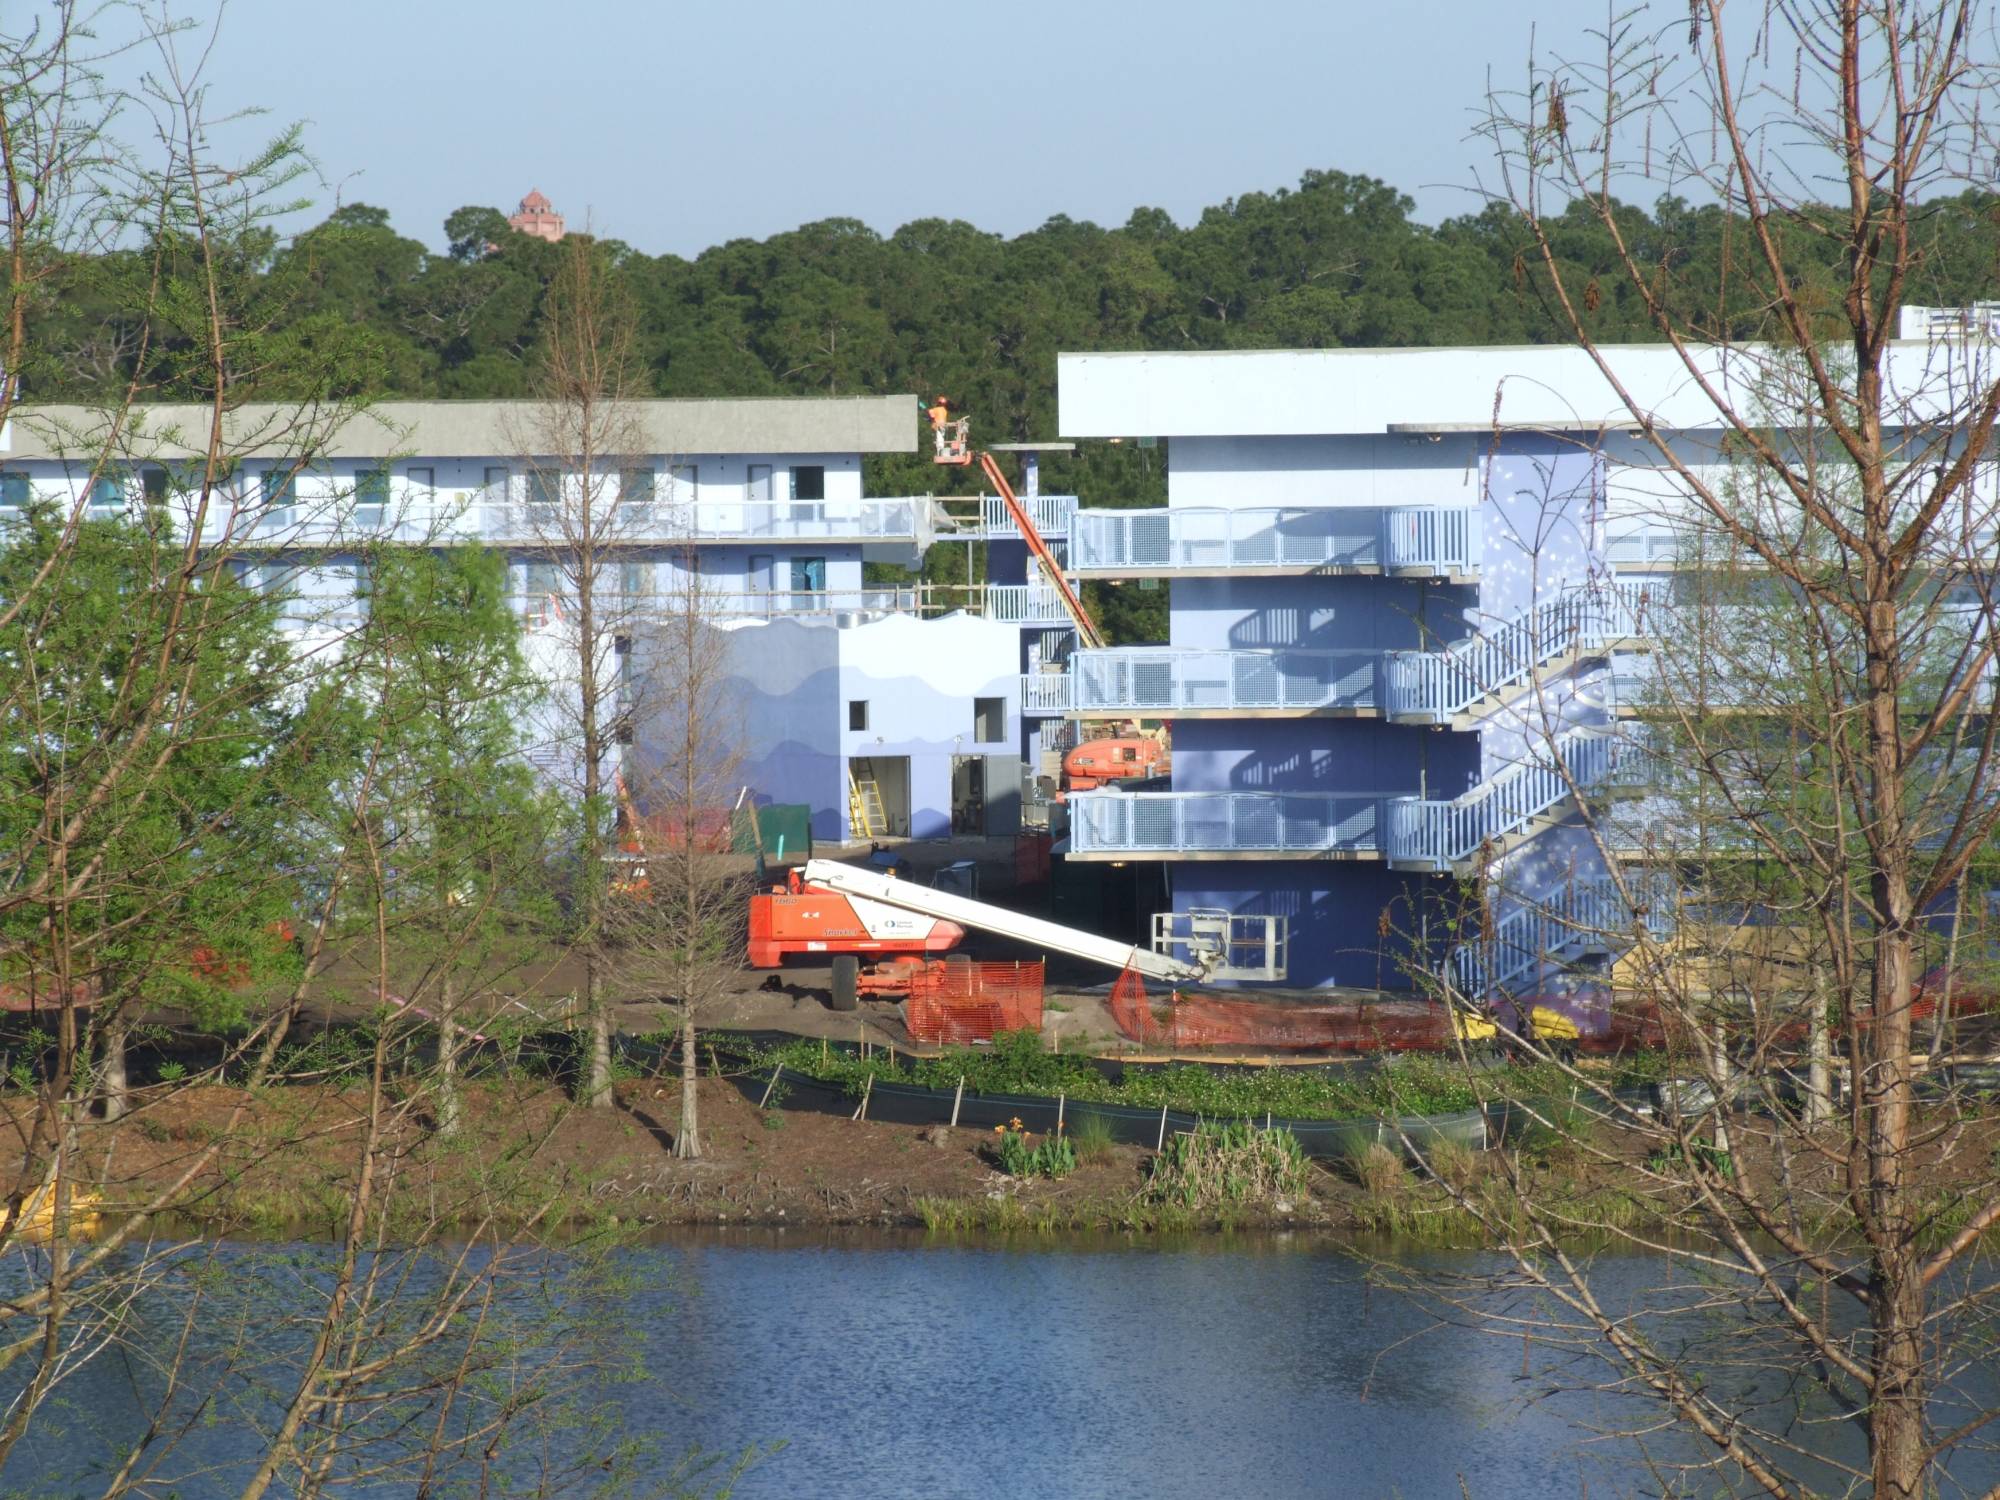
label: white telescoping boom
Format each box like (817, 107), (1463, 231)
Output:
(797, 859), (1206, 984)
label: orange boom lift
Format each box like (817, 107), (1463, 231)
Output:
(928, 399), (1105, 649)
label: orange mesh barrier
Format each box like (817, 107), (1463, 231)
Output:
(906, 961), (1046, 1045)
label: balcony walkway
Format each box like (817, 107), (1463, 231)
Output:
(1070, 505), (1480, 581)
(1066, 728), (1653, 865)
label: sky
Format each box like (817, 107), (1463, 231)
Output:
(133, 0), (1640, 258)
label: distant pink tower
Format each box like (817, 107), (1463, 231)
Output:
(507, 189), (566, 242)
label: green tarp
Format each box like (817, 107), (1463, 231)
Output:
(733, 803), (811, 858)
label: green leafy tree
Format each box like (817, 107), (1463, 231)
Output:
(0, 509), (307, 1119)
(343, 544), (553, 1134)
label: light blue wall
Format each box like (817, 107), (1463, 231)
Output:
(677, 614), (1023, 843)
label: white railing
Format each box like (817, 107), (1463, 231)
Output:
(1067, 790), (1383, 856)
(1020, 672), (1074, 713)
(1065, 647), (1380, 714)
(984, 582), (1076, 625)
(981, 493), (1072, 538)
(1446, 875), (1672, 1000)
(1385, 582), (1660, 723)
(481, 495), (932, 544)
(1070, 505), (1481, 577)
(1387, 727), (1653, 871)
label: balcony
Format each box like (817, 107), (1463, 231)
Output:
(1054, 647), (1382, 718)
(1021, 670), (1073, 715)
(983, 582), (1076, 626)
(1066, 790), (1384, 861)
(979, 493), (1072, 539)
(1070, 505), (1480, 580)
(1065, 729), (1652, 865)
(481, 495), (933, 545)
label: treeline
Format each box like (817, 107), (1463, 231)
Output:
(27, 169), (2000, 511)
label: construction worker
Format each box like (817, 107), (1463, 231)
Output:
(924, 394), (953, 430)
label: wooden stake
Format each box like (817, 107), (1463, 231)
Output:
(1157, 1103), (1169, 1152)
(821, 1037), (828, 1067)
(853, 1074), (874, 1123)
(951, 1076), (964, 1129)
(758, 1065), (782, 1110)
(1057, 1092), (1065, 1132)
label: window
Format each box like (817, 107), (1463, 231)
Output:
(87, 472), (124, 513)
(848, 700), (869, 732)
(522, 561), (559, 598)
(261, 468), (297, 512)
(790, 555), (826, 594)
(141, 467), (170, 505)
(0, 472), (27, 510)
(621, 560), (653, 598)
(527, 469), (561, 510)
(790, 465), (825, 502)
(973, 696), (1005, 743)
(354, 468), (389, 527)
(620, 466), (655, 503)
(483, 465), (510, 500)
(406, 465), (435, 498)
(667, 463), (697, 501)
(614, 634), (632, 656)
(616, 721), (636, 746)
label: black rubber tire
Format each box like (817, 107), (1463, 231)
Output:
(828, 956), (860, 1012)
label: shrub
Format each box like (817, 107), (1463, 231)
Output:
(1351, 1143), (1407, 1196)
(156, 1060), (187, 1083)
(1422, 1135), (1479, 1192)
(1147, 1122), (1310, 1210)
(1070, 1112), (1117, 1165)
(993, 1119), (1076, 1179)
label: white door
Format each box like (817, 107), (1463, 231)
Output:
(746, 464), (774, 536)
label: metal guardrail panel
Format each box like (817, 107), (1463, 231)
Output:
(981, 493), (1073, 538)
(1070, 505), (1480, 576)
(1066, 647), (1381, 714)
(1067, 790), (1384, 855)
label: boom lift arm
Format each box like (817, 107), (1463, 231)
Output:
(796, 858), (1202, 984)
(973, 450), (1105, 650)
(928, 401), (1104, 649)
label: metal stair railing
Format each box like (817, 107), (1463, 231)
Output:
(1446, 875), (1672, 1000)
(1386, 582), (1659, 724)
(1388, 727), (1652, 871)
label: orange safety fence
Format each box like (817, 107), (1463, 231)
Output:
(906, 961), (1046, 1046)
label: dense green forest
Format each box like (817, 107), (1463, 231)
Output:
(22, 168), (1999, 638)
(30, 169), (2000, 489)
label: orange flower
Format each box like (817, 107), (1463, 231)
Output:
(993, 1124), (1006, 1134)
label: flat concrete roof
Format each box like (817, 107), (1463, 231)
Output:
(2, 395), (920, 462)
(1057, 343), (1995, 438)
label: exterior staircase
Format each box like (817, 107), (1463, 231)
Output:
(1386, 581), (1659, 728)
(1445, 874), (1673, 1003)
(1386, 725), (1654, 872)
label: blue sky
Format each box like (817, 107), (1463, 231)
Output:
(144, 0), (1635, 256)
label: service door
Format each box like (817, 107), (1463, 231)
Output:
(983, 754), (1021, 837)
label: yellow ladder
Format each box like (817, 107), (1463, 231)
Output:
(847, 768), (886, 839)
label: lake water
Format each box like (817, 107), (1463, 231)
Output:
(8, 1228), (1977, 1498)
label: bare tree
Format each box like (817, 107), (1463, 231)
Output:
(614, 545), (746, 1159)
(1390, 7), (2000, 1496)
(505, 233), (653, 1110)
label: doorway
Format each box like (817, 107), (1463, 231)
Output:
(951, 755), (987, 835)
(848, 755), (910, 838)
